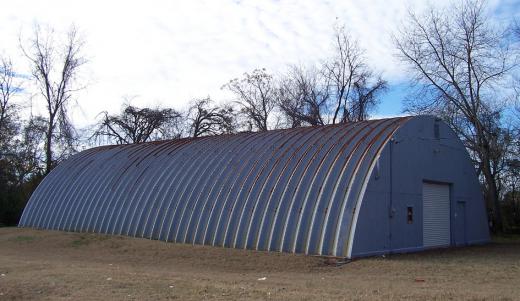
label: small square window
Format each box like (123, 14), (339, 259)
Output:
(407, 207), (413, 224)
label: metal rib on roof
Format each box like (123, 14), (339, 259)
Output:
(19, 117), (410, 257)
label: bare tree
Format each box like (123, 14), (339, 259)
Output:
(324, 26), (387, 124)
(0, 57), (21, 153)
(276, 27), (386, 128)
(277, 65), (330, 127)
(394, 0), (516, 231)
(187, 97), (235, 138)
(21, 25), (86, 174)
(350, 74), (387, 122)
(325, 26), (362, 124)
(223, 69), (276, 131)
(514, 21), (520, 126)
(10, 116), (46, 183)
(92, 102), (183, 145)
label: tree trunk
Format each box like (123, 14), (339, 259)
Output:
(45, 121), (53, 175)
(481, 148), (503, 233)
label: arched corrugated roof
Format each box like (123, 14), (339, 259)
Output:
(19, 117), (411, 256)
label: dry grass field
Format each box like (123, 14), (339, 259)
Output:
(0, 227), (519, 300)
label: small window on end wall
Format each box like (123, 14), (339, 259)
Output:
(407, 207), (413, 224)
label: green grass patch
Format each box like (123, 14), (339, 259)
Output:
(69, 233), (112, 247)
(71, 235), (91, 247)
(8, 235), (36, 242)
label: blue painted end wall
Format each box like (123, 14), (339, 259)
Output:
(351, 116), (490, 257)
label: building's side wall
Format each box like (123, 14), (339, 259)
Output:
(351, 117), (490, 257)
(19, 118), (409, 257)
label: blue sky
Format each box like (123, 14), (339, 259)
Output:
(378, 83), (407, 117)
(0, 0), (518, 126)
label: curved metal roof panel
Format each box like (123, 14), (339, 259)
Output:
(19, 117), (410, 256)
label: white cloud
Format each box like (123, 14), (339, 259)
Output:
(0, 0), (511, 126)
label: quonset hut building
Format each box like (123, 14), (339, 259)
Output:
(19, 116), (489, 258)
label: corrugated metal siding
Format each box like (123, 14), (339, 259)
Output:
(19, 117), (410, 257)
(423, 182), (451, 247)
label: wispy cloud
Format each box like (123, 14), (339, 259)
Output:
(0, 0), (514, 125)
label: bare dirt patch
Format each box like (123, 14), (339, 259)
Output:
(0, 228), (519, 300)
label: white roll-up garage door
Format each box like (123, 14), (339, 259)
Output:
(423, 182), (451, 248)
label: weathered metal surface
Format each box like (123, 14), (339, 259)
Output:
(19, 117), (410, 257)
